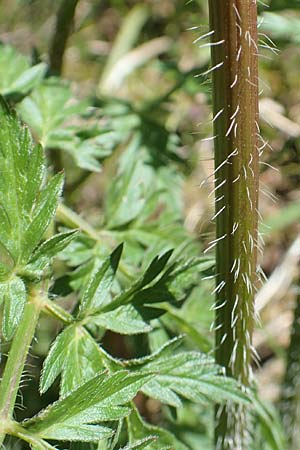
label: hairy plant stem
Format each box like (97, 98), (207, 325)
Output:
(49, 0), (80, 76)
(0, 286), (42, 445)
(208, 1), (259, 448)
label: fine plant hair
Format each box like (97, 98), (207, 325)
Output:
(207, 1), (259, 448)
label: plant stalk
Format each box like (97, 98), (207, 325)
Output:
(0, 286), (42, 445)
(49, 0), (80, 75)
(207, 1), (259, 448)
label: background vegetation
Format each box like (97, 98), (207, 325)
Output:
(0, 0), (299, 448)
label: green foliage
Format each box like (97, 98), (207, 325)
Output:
(261, 201), (300, 236)
(250, 395), (287, 450)
(0, 92), (266, 450)
(119, 437), (158, 450)
(0, 276), (26, 340)
(261, 12), (300, 43)
(18, 78), (112, 171)
(40, 325), (105, 396)
(267, 0), (300, 11)
(26, 371), (153, 442)
(78, 243), (123, 316)
(18, 79), (86, 148)
(26, 230), (78, 274)
(127, 405), (189, 450)
(0, 45), (46, 99)
(0, 1), (292, 446)
(125, 337), (250, 408)
(0, 100), (75, 340)
(0, 102), (63, 277)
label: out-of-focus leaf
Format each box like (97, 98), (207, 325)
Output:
(251, 394), (287, 450)
(17, 79), (113, 172)
(105, 149), (151, 228)
(0, 45), (46, 96)
(261, 12), (300, 43)
(161, 305), (211, 352)
(266, 0), (300, 10)
(70, 137), (112, 172)
(262, 201), (300, 235)
(18, 79), (87, 147)
(100, 37), (172, 94)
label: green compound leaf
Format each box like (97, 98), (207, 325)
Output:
(161, 305), (211, 353)
(105, 157), (149, 228)
(17, 79), (87, 148)
(0, 101), (63, 282)
(17, 79), (109, 172)
(83, 251), (212, 336)
(40, 325), (104, 396)
(21, 173), (64, 262)
(86, 251), (212, 336)
(0, 276), (26, 340)
(27, 371), (153, 435)
(27, 230), (78, 273)
(100, 249), (173, 314)
(79, 249), (175, 336)
(0, 104), (41, 274)
(39, 325), (74, 394)
(91, 304), (151, 335)
(0, 45), (46, 97)
(127, 406), (188, 450)
(79, 243), (123, 317)
(126, 337), (251, 408)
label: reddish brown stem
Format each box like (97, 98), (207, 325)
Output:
(208, 1), (259, 448)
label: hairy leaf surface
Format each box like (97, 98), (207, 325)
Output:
(126, 338), (250, 408)
(0, 277), (26, 340)
(27, 371), (153, 433)
(40, 325), (104, 395)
